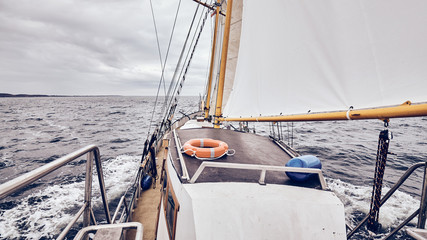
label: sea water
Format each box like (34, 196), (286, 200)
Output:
(0, 96), (426, 239)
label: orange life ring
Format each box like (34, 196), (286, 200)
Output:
(182, 138), (229, 159)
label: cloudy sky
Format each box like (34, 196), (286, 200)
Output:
(0, 0), (213, 96)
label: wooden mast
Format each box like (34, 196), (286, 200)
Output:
(204, 1), (220, 119)
(214, 0), (233, 128)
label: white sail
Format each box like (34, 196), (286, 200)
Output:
(223, 0), (427, 118)
(222, 0), (243, 112)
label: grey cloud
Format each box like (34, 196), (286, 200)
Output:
(0, 0), (213, 96)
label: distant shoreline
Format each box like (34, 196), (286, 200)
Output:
(0, 93), (196, 98)
(0, 93), (121, 98)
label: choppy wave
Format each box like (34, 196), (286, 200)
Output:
(0, 96), (426, 239)
(0, 155), (139, 239)
(0, 96), (168, 239)
(328, 178), (419, 227)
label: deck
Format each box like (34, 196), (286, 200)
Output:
(169, 128), (322, 189)
(127, 143), (165, 240)
(128, 126), (322, 240)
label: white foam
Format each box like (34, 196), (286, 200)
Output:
(0, 182), (83, 239)
(2, 156), (418, 238)
(0, 155), (140, 239)
(94, 155), (141, 204)
(327, 178), (419, 228)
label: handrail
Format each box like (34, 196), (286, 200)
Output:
(383, 208), (420, 239)
(189, 161), (327, 190)
(73, 222), (143, 240)
(0, 145), (112, 239)
(57, 203), (87, 240)
(112, 196), (126, 224)
(0, 145), (95, 198)
(347, 162), (426, 239)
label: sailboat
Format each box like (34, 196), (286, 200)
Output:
(1, 0), (427, 239)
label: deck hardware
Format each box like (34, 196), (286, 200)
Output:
(112, 196), (126, 224)
(271, 138), (299, 158)
(346, 106), (353, 120)
(189, 161), (327, 190)
(259, 169), (267, 185)
(173, 129), (190, 180)
(418, 161), (427, 229)
(73, 222), (143, 240)
(383, 208), (420, 239)
(57, 202), (88, 240)
(91, 208), (97, 225)
(120, 198), (130, 223)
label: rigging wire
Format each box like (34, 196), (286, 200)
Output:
(159, 4), (201, 120)
(158, 5), (210, 137)
(168, 5), (208, 107)
(202, 9), (214, 103)
(147, 0), (213, 140)
(149, 0), (166, 96)
(147, 0), (182, 138)
(130, 0), (211, 221)
(155, 4), (202, 129)
(157, 0), (184, 99)
(173, 10), (208, 110)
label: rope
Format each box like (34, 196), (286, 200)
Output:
(367, 128), (391, 232)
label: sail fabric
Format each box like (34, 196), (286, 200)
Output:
(222, 0), (243, 112)
(223, 0), (427, 118)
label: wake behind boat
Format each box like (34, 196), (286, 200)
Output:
(1, 0), (427, 239)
